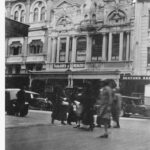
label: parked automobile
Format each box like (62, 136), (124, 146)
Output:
(24, 91), (53, 111)
(5, 89), (53, 116)
(5, 88), (29, 116)
(121, 95), (150, 117)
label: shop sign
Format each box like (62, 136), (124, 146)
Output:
(122, 76), (150, 80)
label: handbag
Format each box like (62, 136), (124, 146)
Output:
(62, 101), (69, 106)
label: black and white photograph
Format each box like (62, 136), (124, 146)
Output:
(4, 0), (150, 150)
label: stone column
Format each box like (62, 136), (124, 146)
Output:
(86, 34), (92, 62)
(102, 33), (106, 61)
(56, 37), (60, 63)
(108, 32), (112, 61)
(65, 36), (70, 63)
(71, 36), (77, 63)
(25, 0), (30, 23)
(119, 32), (124, 61)
(51, 37), (57, 63)
(47, 36), (52, 63)
(126, 32), (130, 61)
(43, 31), (49, 56)
(23, 37), (28, 56)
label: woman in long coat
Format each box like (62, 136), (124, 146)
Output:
(97, 80), (113, 138)
(80, 83), (97, 131)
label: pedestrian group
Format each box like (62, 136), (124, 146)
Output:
(51, 80), (122, 138)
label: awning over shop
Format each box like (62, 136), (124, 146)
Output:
(5, 17), (29, 37)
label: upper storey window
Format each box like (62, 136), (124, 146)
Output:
(20, 10), (25, 23)
(10, 41), (22, 56)
(29, 40), (43, 54)
(33, 8), (39, 22)
(12, 4), (26, 23)
(40, 7), (45, 21)
(31, 1), (46, 22)
(14, 11), (19, 21)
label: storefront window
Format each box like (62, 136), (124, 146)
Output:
(26, 64), (42, 71)
(15, 65), (21, 74)
(76, 37), (86, 62)
(92, 34), (102, 61)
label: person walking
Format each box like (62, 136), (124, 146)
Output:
(16, 86), (26, 117)
(80, 83), (96, 131)
(111, 88), (122, 128)
(97, 80), (113, 138)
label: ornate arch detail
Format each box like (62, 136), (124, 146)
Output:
(56, 16), (72, 27)
(11, 3), (26, 22)
(107, 9), (127, 24)
(30, 0), (47, 22)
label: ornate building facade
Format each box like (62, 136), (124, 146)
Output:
(5, 0), (135, 94)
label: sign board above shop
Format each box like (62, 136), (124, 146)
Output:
(121, 75), (150, 80)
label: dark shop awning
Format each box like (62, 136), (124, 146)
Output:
(5, 17), (29, 38)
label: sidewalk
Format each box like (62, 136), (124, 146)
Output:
(5, 110), (52, 128)
(5, 110), (150, 129)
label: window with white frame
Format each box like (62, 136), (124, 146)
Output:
(59, 38), (66, 62)
(33, 8), (39, 22)
(40, 7), (45, 21)
(10, 41), (22, 55)
(29, 40), (43, 54)
(14, 11), (19, 21)
(76, 37), (86, 62)
(112, 34), (119, 60)
(92, 34), (103, 61)
(20, 10), (25, 23)
(13, 4), (26, 23)
(31, 1), (46, 22)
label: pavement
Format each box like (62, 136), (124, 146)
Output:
(5, 110), (150, 128)
(5, 110), (150, 150)
(5, 110), (52, 128)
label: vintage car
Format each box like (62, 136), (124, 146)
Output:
(5, 89), (53, 116)
(5, 88), (29, 116)
(121, 95), (150, 117)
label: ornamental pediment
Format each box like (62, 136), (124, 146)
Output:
(54, 0), (79, 9)
(57, 1), (72, 8)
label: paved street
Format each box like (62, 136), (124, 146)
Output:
(5, 110), (150, 150)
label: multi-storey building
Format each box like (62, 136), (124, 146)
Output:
(120, 0), (150, 95)
(5, 0), (135, 95)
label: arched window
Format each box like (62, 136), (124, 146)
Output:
(33, 8), (39, 22)
(29, 40), (43, 54)
(10, 41), (22, 55)
(14, 11), (19, 21)
(20, 10), (25, 23)
(40, 7), (45, 21)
